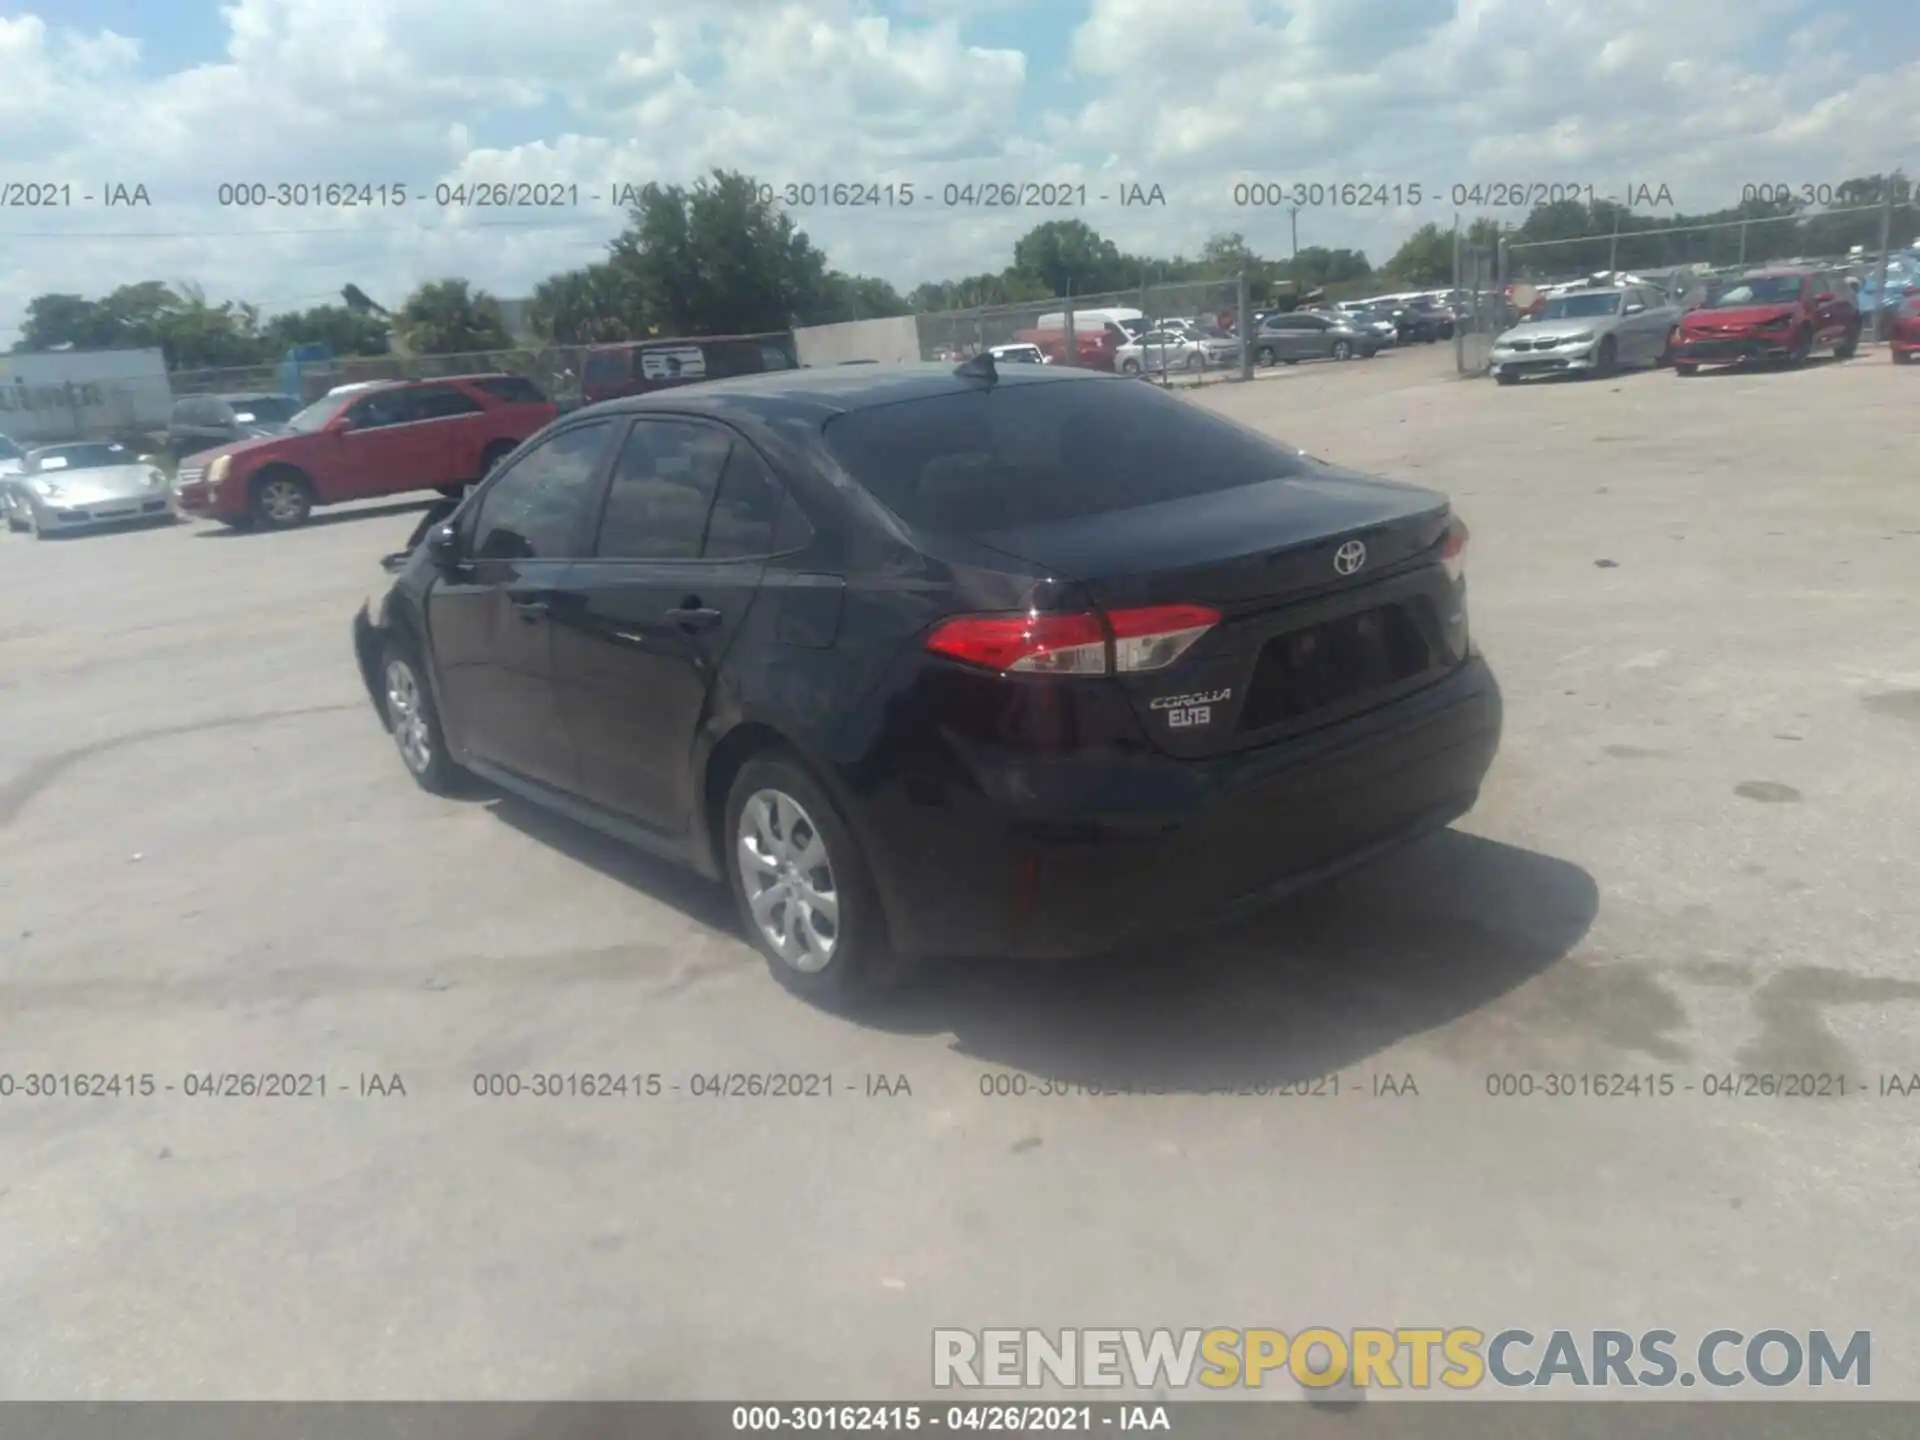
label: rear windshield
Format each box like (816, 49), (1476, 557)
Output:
(820, 378), (1312, 532)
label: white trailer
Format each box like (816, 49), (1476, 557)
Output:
(0, 348), (173, 444)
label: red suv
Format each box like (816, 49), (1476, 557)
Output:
(1890, 285), (1920, 364)
(173, 374), (556, 529)
(1672, 267), (1861, 374)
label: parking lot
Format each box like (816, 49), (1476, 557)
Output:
(3, 343), (1918, 1400)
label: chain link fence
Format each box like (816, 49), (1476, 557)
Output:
(171, 344), (593, 408)
(1451, 237), (1506, 375)
(914, 278), (1246, 385)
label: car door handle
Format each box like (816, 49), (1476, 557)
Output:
(510, 599), (549, 623)
(667, 604), (723, 632)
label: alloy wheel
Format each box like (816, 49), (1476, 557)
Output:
(384, 659), (434, 776)
(259, 477), (307, 524)
(736, 788), (839, 972)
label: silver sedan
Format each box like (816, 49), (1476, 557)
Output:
(1489, 285), (1682, 384)
(2, 440), (176, 538)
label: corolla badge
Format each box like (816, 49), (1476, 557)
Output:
(1151, 688), (1230, 729)
(1333, 539), (1367, 575)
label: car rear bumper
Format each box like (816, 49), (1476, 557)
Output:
(852, 655), (1502, 959)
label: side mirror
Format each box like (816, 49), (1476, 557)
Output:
(1814, 293), (1835, 304)
(1623, 303), (1645, 315)
(427, 522), (459, 558)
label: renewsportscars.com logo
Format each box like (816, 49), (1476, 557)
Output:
(932, 1328), (1871, 1391)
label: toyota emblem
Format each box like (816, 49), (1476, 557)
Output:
(1333, 539), (1367, 576)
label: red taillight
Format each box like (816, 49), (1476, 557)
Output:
(1441, 518), (1469, 584)
(925, 603), (1222, 676)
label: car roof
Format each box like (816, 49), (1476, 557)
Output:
(1551, 287), (1630, 299)
(1740, 266), (1816, 277)
(580, 360), (1115, 423)
(215, 390), (289, 402)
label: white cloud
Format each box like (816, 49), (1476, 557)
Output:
(0, 0), (1915, 345)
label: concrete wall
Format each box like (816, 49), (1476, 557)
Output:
(793, 315), (922, 366)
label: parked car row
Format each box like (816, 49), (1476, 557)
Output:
(1488, 266), (1907, 384)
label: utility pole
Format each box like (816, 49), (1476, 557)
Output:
(1288, 205), (1300, 259)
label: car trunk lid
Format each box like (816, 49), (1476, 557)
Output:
(970, 469), (1467, 757)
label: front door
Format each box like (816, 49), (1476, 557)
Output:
(551, 418), (786, 834)
(426, 419), (617, 788)
(332, 387), (438, 502)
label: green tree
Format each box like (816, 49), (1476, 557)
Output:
(810, 271), (911, 323)
(608, 170), (834, 334)
(1284, 245), (1372, 290)
(393, 278), (512, 355)
(1010, 220), (1133, 296)
(261, 304), (391, 357)
(1381, 223), (1454, 285)
(528, 262), (644, 344)
(14, 293), (108, 351)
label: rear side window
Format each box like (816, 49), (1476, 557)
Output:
(594, 419), (732, 560)
(473, 375), (548, 404)
(413, 385), (485, 419)
(703, 445), (795, 559)
(822, 379), (1312, 533)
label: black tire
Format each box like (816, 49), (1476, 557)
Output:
(1591, 337), (1617, 379)
(1895, 348), (1914, 365)
(1495, 371), (1518, 386)
(1184, 352), (1202, 371)
(1784, 326), (1813, 368)
(435, 484), (468, 500)
(1256, 346), (1275, 366)
(249, 467), (312, 529)
(379, 635), (467, 796)
(723, 749), (908, 1006)
(1657, 330), (1675, 367)
(1833, 326), (1860, 360)
(5, 512), (24, 534)
(1675, 363), (1699, 377)
(1331, 339), (1352, 361)
(1121, 359), (1141, 375)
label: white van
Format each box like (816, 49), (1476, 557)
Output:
(1034, 306), (1144, 336)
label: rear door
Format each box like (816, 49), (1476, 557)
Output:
(426, 419), (617, 789)
(408, 382), (492, 487)
(550, 417), (782, 833)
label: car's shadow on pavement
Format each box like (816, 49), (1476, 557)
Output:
(190, 497), (441, 536)
(859, 829), (1597, 1090)
(484, 791), (1596, 1090)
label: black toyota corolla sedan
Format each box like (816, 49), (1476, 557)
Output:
(353, 359), (1501, 1001)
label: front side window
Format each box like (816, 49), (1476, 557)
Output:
(347, 389), (422, 429)
(469, 421), (614, 560)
